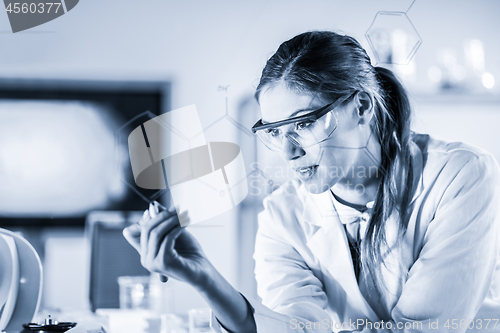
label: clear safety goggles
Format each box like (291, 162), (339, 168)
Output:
(251, 92), (356, 152)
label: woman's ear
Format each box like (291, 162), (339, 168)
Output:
(355, 91), (374, 125)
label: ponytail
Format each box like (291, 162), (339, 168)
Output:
(374, 66), (412, 151)
(360, 66), (414, 300)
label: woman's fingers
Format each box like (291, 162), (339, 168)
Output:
(126, 203), (192, 285)
(146, 215), (179, 261)
(141, 211), (181, 262)
(155, 225), (185, 267)
(140, 210), (171, 257)
(149, 202), (158, 218)
(141, 210), (180, 232)
(164, 225), (184, 254)
(143, 223), (184, 275)
(123, 224), (141, 252)
(150, 200), (171, 213)
(130, 202), (192, 280)
(138, 207), (154, 254)
(138, 209), (150, 225)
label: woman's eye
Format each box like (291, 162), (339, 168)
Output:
(265, 128), (281, 137)
(295, 121), (313, 131)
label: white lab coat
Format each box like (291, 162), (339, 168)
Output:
(212, 133), (500, 332)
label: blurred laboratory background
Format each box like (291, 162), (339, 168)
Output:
(0, 0), (499, 328)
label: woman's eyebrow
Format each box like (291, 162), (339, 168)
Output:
(288, 107), (316, 118)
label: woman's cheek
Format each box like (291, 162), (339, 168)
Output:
(304, 144), (322, 164)
(319, 165), (339, 186)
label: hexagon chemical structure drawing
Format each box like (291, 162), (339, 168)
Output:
(365, 0), (422, 65)
(216, 86), (254, 137)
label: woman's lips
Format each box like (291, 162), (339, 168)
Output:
(295, 165), (319, 180)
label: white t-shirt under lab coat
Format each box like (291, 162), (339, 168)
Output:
(212, 133), (500, 332)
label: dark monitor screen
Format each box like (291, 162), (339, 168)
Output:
(0, 79), (171, 228)
(86, 211), (150, 311)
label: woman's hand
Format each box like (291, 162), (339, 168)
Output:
(124, 202), (257, 333)
(123, 203), (211, 288)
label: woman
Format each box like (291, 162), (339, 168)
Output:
(124, 31), (500, 332)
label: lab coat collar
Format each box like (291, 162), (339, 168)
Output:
(300, 188), (379, 320)
(299, 189), (336, 227)
(409, 137), (425, 205)
(305, 203), (380, 321)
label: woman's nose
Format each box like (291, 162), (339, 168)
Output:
(280, 136), (305, 161)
